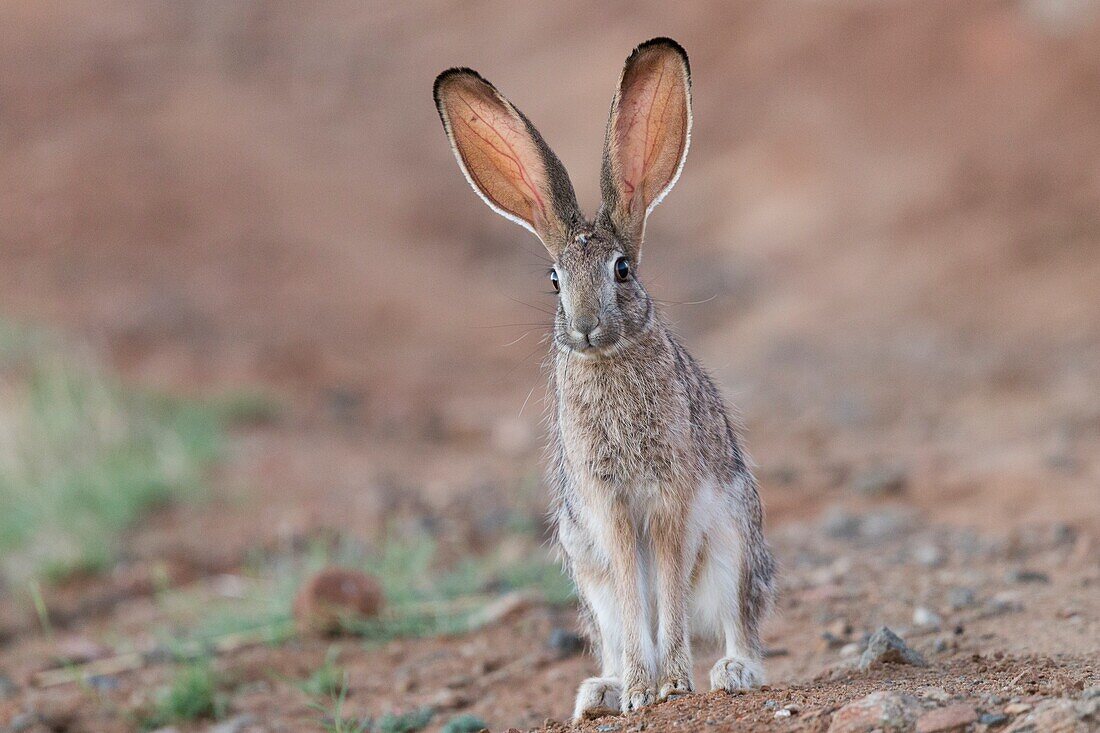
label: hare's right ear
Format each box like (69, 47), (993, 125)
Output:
(434, 68), (582, 256)
(599, 38), (692, 257)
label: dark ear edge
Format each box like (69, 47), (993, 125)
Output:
(632, 37), (691, 79)
(432, 67), (583, 254)
(432, 66), (487, 121)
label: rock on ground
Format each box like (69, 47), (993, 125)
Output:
(859, 627), (927, 671)
(1004, 695), (1097, 732)
(916, 704), (978, 733)
(828, 691), (922, 732)
(292, 567), (384, 636)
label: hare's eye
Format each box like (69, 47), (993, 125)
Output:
(614, 257), (631, 282)
(549, 269), (560, 293)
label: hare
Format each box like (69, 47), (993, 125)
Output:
(433, 38), (775, 719)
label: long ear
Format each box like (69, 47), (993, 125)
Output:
(599, 38), (692, 256)
(434, 68), (582, 255)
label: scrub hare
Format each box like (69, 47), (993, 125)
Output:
(433, 38), (775, 719)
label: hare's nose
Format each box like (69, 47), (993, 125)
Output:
(570, 316), (601, 343)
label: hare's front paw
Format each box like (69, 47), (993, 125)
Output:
(573, 677), (621, 720)
(621, 683), (656, 713)
(657, 674), (694, 701)
(709, 656), (763, 693)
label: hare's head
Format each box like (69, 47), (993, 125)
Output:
(434, 38), (691, 357)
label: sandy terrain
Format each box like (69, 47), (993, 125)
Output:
(0, 1), (1097, 731)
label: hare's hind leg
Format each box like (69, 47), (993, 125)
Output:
(570, 566), (623, 719)
(694, 483), (774, 693)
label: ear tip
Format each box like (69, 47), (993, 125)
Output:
(433, 67), (491, 102)
(630, 37), (691, 76)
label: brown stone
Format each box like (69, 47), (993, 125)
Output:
(828, 691), (922, 732)
(916, 704), (979, 733)
(292, 567), (384, 636)
(1004, 698), (1092, 733)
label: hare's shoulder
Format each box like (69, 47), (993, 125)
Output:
(664, 332), (750, 480)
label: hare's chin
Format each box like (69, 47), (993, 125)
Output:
(563, 341), (623, 361)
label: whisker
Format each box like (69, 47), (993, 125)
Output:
(469, 322), (552, 329)
(518, 382), (538, 417)
(523, 247), (551, 264)
(505, 296), (556, 316)
(652, 293), (719, 306)
(503, 338), (551, 380)
(500, 330), (535, 347)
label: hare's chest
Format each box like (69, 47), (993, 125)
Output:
(557, 368), (688, 486)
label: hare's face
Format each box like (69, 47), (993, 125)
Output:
(551, 228), (651, 357)
(435, 39), (691, 359)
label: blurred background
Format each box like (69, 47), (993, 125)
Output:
(0, 2), (1097, 732)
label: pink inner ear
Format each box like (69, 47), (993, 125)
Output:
(444, 81), (551, 230)
(613, 54), (688, 215)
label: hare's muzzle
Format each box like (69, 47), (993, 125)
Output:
(569, 315), (602, 347)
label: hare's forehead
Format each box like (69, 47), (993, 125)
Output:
(558, 236), (619, 270)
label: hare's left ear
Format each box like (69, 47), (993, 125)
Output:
(599, 38), (692, 257)
(434, 68), (582, 257)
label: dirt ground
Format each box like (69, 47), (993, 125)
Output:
(0, 1), (1098, 731)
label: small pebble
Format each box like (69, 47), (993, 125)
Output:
(852, 466), (907, 496)
(918, 686), (951, 703)
(207, 714), (256, 733)
(947, 587), (977, 610)
(840, 642), (862, 657)
(774, 708), (792, 719)
(547, 628), (585, 658)
(431, 688), (472, 710)
(0, 674), (19, 700)
(985, 592), (1024, 615)
(822, 509), (862, 539)
(913, 543), (946, 568)
(8, 713), (41, 733)
(979, 712), (1008, 726)
(86, 675), (120, 692)
(1005, 569), (1050, 584)
(913, 606), (943, 629)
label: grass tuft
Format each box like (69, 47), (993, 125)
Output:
(441, 713), (490, 733)
(154, 524), (575, 651)
(0, 323), (224, 581)
(374, 708), (434, 733)
(143, 660), (225, 728)
(309, 673), (370, 733)
(300, 646), (346, 698)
